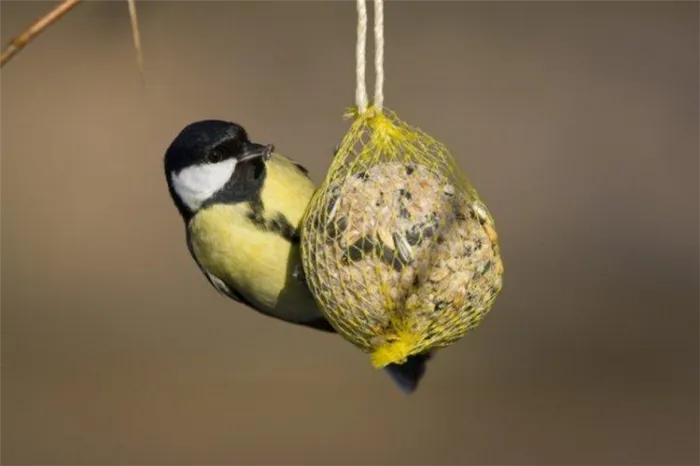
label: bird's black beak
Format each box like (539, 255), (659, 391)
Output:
(239, 142), (274, 163)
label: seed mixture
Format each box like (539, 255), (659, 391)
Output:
(306, 161), (503, 351)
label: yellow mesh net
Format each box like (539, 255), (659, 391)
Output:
(300, 106), (504, 369)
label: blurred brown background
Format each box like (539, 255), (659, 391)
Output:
(1, 1), (698, 465)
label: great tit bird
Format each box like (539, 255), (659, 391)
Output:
(164, 120), (432, 393)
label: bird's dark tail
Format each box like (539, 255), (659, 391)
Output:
(383, 352), (434, 394)
(300, 317), (434, 394)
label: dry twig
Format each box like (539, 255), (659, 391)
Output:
(1, 0), (144, 76)
(0, 0), (83, 68)
(126, 0), (144, 79)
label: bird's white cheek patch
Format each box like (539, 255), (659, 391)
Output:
(171, 159), (237, 212)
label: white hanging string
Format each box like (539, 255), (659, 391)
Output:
(373, 0), (384, 111)
(356, 0), (368, 113)
(356, 0), (384, 114)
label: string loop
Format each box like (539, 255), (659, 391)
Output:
(356, 0), (384, 114)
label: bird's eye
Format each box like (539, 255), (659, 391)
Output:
(210, 147), (229, 162)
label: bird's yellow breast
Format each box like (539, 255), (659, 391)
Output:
(188, 154), (319, 322)
(258, 154), (316, 227)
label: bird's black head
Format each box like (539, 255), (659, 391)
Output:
(164, 120), (273, 221)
